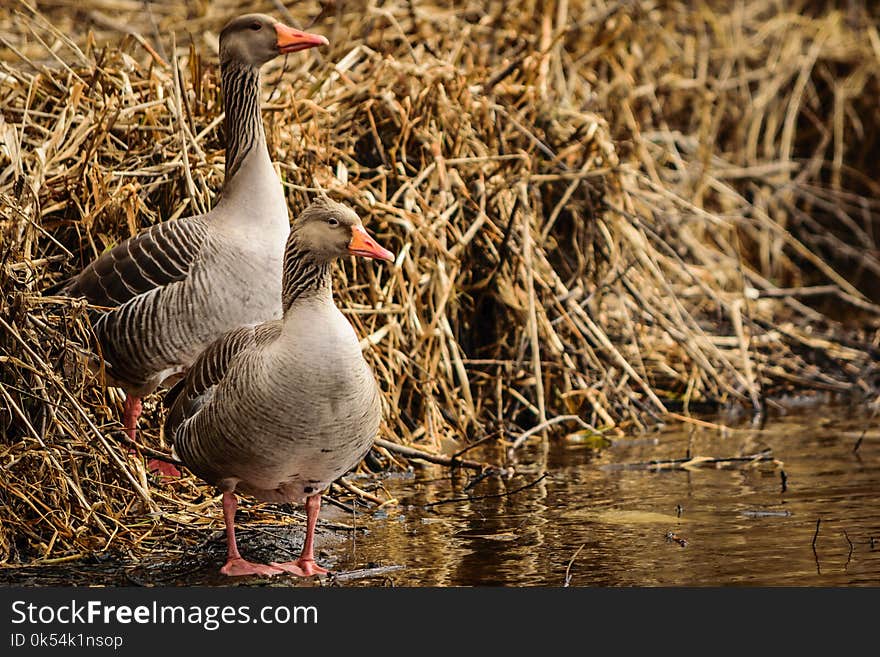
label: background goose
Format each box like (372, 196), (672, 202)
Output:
(55, 14), (327, 473)
(165, 198), (394, 577)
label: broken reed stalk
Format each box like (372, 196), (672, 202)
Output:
(374, 437), (484, 471)
(1, 0), (879, 564)
(611, 450), (782, 471)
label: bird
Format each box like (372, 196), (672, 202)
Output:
(54, 14), (328, 475)
(164, 197), (394, 577)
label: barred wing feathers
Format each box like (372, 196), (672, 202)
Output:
(62, 217), (210, 307)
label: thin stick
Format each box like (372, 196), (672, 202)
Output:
(610, 449), (778, 471)
(327, 564), (405, 583)
(338, 477), (388, 506)
(843, 529), (854, 567)
(450, 432), (501, 460)
(563, 542), (586, 587)
(853, 431), (865, 454)
(374, 438), (485, 471)
(509, 414), (597, 451)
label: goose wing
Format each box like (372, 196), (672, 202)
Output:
(164, 320), (282, 442)
(60, 217), (210, 307)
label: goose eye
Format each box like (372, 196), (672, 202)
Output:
(327, 217), (340, 227)
(250, 22), (262, 31)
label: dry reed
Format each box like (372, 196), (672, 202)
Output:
(1, 0), (878, 565)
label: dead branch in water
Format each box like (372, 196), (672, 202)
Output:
(606, 449), (781, 471)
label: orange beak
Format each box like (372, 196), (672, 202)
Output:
(274, 23), (329, 53)
(348, 225), (394, 262)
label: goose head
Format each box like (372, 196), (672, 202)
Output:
(219, 13), (329, 67)
(293, 198), (394, 263)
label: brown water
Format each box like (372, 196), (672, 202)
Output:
(331, 406), (880, 586)
(2, 406), (878, 587)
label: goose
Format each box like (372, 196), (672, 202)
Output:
(56, 14), (328, 473)
(164, 197), (394, 577)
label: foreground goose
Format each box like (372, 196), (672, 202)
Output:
(165, 198), (394, 577)
(56, 14), (328, 472)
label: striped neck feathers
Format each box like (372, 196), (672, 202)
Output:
(281, 237), (332, 313)
(221, 61), (266, 181)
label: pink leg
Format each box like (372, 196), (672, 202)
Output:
(155, 370), (186, 477)
(272, 494), (329, 577)
(123, 395), (142, 440)
(124, 394), (181, 477)
(148, 458), (182, 478)
(220, 492), (284, 577)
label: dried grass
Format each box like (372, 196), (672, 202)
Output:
(1, 0), (879, 564)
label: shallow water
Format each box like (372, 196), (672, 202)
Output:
(332, 406), (880, 586)
(2, 406), (878, 587)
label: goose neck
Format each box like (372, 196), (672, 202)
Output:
(281, 241), (333, 314)
(221, 61), (266, 182)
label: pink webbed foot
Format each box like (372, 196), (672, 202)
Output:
(221, 558), (285, 578)
(148, 458), (182, 478)
(270, 558), (329, 577)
